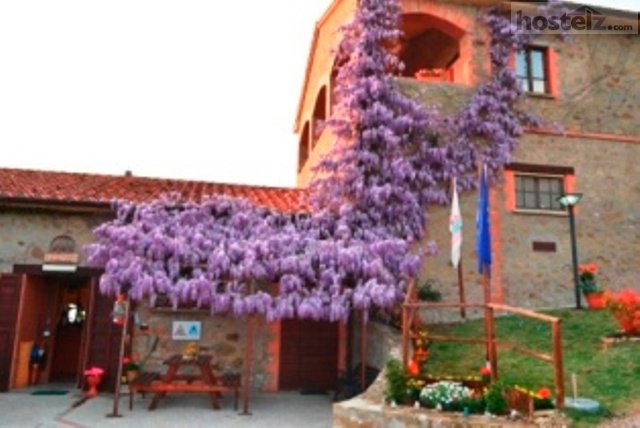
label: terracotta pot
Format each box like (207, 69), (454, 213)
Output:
(125, 370), (139, 384)
(585, 292), (605, 309)
(85, 374), (102, 397)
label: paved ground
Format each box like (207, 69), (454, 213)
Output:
(0, 385), (333, 428)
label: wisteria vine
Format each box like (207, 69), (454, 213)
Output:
(87, 0), (551, 322)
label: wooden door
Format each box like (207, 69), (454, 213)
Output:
(0, 274), (22, 391)
(84, 280), (122, 392)
(279, 319), (338, 391)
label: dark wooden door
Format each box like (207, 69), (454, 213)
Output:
(84, 280), (122, 392)
(279, 319), (338, 391)
(0, 274), (23, 392)
(50, 323), (83, 382)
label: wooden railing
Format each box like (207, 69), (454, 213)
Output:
(402, 282), (564, 409)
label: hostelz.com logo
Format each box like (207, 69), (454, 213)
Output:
(511, 3), (638, 35)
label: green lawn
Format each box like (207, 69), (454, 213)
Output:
(424, 309), (640, 424)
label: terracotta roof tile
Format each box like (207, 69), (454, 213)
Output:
(0, 168), (309, 213)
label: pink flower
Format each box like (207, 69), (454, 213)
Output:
(84, 366), (104, 377)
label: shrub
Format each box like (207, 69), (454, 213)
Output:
(604, 289), (640, 334)
(485, 381), (508, 415)
(417, 280), (442, 302)
(385, 358), (407, 404)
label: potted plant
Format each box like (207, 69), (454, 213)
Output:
(578, 263), (604, 309)
(123, 356), (140, 383)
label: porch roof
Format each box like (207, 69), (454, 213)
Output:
(0, 167), (309, 213)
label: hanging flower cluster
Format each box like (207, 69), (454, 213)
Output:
(88, 194), (416, 322)
(88, 0), (553, 321)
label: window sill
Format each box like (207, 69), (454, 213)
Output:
(512, 208), (567, 217)
(525, 92), (556, 100)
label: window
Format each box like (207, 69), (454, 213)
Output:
(515, 174), (564, 211)
(516, 46), (549, 94)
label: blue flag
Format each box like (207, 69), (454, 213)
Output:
(476, 164), (491, 274)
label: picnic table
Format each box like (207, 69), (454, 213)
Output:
(129, 354), (240, 411)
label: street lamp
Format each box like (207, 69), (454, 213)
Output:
(556, 193), (583, 309)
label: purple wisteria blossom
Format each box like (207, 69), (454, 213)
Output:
(87, 1), (552, 322)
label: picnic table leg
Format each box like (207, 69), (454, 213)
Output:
(149, 364), (179, 410)
(199, 364), (220, 410)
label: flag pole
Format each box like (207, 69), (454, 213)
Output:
(451, 178), (466, 319)
(457, 259), (466, 319)
(449, 177), (467, 319)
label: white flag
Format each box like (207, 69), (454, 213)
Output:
(449, 178), (463, 268)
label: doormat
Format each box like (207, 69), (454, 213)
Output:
(31, 390), (69, 396)
(300, 389), (328, 395)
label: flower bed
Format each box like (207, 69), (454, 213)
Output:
(386, 359), (554, 419)
(604, 289), (640, 334)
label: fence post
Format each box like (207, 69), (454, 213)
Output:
(402, 303), (409, 368)
(552, 320), (565, 409)
(487, 305), (498, 381)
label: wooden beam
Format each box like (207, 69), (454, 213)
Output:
(107, 299), (129, 417)
(499, 342), (553, 363)
(552, 320), (565, 409)
(427, 335), (488, 345)
(360, 311), (367, 391)
(240, 316), (254, 415)
(489, 303), (560, 324)
(457, 260), (467, 319)
(402, 302), (409, 368)
(404, 302), (485, 310)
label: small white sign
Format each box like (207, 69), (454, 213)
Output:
(172, 321), (202, 341)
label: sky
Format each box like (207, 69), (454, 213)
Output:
(0, 0), (637, 188)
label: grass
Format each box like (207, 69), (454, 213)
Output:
(424, 308), (640, 425)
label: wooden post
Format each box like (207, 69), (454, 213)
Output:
(240, 315), (254, 415)
(482, 267), (497, 380)
(107, 299), (129, 418)
(457, 260), (466, 319)
(402, 303), (409, 368)
(360, 311), (367, 391)
(552, 320), (565, 409)
(487, 305), (498, 382)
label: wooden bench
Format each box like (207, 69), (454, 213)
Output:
(128, 371), (161, 410)
(128, 371), (241, 410)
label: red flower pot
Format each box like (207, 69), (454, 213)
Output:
(83, 366), (104, 398)
(85, 375), (102, 397)
(585, 292), (605, 309)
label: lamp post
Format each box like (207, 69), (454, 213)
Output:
(556, 193), (583, 309)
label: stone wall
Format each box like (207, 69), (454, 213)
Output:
(353, 320), (402, 371)
(0, 208), (108, 272)
(131, 305), (276, 390)
(500, 133), (640, 307)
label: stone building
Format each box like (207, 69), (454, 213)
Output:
(1, 0), (638, 395)
(0, 169), (345, 394)
(295, 0), (640, 323)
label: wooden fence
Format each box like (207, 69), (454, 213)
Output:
(402, 282), (564, 409)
